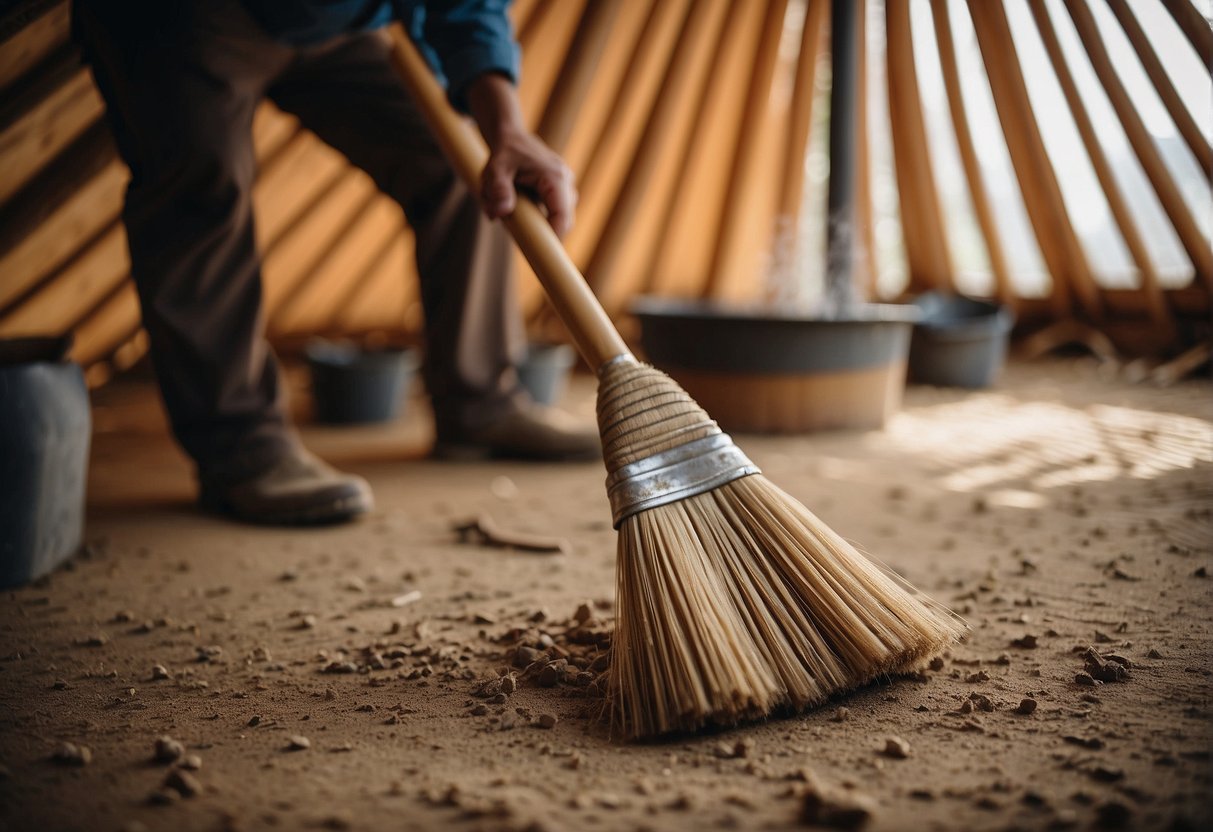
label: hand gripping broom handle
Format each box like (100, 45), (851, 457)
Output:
(388, 27), (632, 371)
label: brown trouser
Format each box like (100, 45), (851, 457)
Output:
(73, 0), (525, 484)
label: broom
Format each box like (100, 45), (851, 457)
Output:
(388, 28), (967, 740)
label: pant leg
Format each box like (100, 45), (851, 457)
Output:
(266, 30), (527, 431)
(73, 0), (298, 483)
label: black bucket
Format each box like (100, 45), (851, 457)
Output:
(0, 336), (91, 588)
(306, 340), (420, 425)
(908, 293), (1015, 388)
(518, 342), (575, 405)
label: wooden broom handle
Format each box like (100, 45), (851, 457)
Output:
(387, 26), (632, 371)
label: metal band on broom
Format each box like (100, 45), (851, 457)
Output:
(389, 27), (968, 740)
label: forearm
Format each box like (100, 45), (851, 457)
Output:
(465, 72), (526, 151)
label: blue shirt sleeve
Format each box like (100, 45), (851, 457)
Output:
(409, 1), (520, 112)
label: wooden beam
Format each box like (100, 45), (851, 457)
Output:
(0, 123), (121, 314)
(0, 0), (68, 93)
(1064, 0), (1212, 288)
(886, 0), (954, 292)
(562, 0), (689, 269)
(636, 0), (747, 301)
(69, 279), (140, 368)
(270, 196), (405, 335)
(1106, 0), (1212, 178)
(0, 54), (105, 206)
(854, 0), (879, 298)
(931, 0), (1014, 305)
(968, 0), (1102, 319)
(1028, 0), (1177, 341)
(322, 230), (414, 334)
(536, 0), (621, 154)
(1161, 0), (1212, 67)
(261, 170), (379, 314)
(1, 115), (303, 342)
(583, 1), (722, 312)
(514, 0), (588, 131)
(778, 0), (829, 223)
(648, 0), (766, 301)
(704, 0), (792, 298)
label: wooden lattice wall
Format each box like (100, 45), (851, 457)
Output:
(0, 0), (1209, 388)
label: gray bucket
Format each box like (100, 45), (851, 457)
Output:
(306, 340), (420, 425)
(0, 336), (91, 588)
(518, 342), (575, 405)
(631, 297), (919, 433)
(908, 293), (1015, 388)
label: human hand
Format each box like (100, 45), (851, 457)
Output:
(481, 128), (577, 238)
(466, 72), (577, 237)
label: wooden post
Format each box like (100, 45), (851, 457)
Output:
(825, 0), (860, 310)
(1064, 0), (1212, 289)
(930, 0), (1014, 305)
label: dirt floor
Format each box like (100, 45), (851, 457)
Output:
(1, 356), (1210, 832)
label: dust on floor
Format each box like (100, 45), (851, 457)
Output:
(1, 358), (1210, 832)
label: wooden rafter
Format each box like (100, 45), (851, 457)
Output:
(930, 0), (1014, 305)
(967, 0), (1102, 319)
(1027, 0), (1176, 341)
(886, 0), (954, 292)
(1064, 0), (1212, 289)
(1106, 0), (1212, 178)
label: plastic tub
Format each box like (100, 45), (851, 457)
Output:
(0, 336), (91, 588)
(518, 342), (575, 405)
(908, 293), (1014, 388)
(305, 340), (420, 425)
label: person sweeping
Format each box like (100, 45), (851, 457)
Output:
(73, 0), (598, 525)
(385, 21), (968, 738)
(80, 0), (966, 737)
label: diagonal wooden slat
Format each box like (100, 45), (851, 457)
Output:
(1064, 0), (1212, 289)
(536, 0), (621, 154)
(1105, 0), (1212, 179)
(968, 0), (1103, 319)
(1028, 0), (1176, 340)
(583, 0), (722, 312)
(637, 0), (745, 301)
(1161, 0), (1212, 67)
(887, 0), (954, 292)
(705, 0), (792, 299)
(931, 0), (1014, 305)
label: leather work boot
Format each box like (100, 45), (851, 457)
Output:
(433, 399), (601, 462)
(199, 446), (373, 525)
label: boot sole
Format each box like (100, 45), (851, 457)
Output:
(199, 491), (374, 526)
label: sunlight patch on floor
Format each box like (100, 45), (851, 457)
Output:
(876, 394), (1213, 494)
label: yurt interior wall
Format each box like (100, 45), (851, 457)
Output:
(2, 0), (1209, 389)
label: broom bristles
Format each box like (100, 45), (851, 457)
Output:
(599, 360), (967, 740)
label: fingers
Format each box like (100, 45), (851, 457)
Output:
(481, 155), (517, 220)
(480, 139), (578, 237)
(537, 166), (576, 238)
